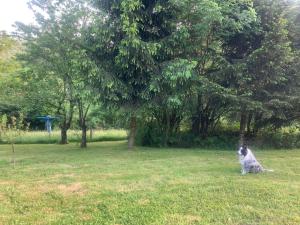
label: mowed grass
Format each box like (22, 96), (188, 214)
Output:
(0, 129), (127, 144)
(0, 142), (299, 225)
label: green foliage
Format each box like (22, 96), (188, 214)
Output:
(1, 0), (299, 148)
(286, 0), (300, 49)
(135, 121), (164, 147)
(86, 106), (129, 129)
(0, 32), (22, 75)
(0, 33), (24, 115)
(136, 122), (238, 149)
(17, 0), (102, 146)
(246, 127), (300, 149)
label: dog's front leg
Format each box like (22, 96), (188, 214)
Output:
(241, 168), (246, 175)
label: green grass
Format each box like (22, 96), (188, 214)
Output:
(0, 129), (127, 144)
(0, 142), (299, 225)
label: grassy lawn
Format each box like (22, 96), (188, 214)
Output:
(0, 142), (299, 225)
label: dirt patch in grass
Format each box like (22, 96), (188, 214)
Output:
(167, 214), (202, 224)
(57, 182), (86, 196)
(34, 182), (87, 197)
(0, 192), (5, 201)
(41, 207), (55, 214)
(79, 213), (92, 221)
(137, 198), (150, 205)
(185, 215), (202, 223)
(0, 180), (16, 185)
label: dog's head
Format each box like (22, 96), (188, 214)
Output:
(238, 144), (248, 157)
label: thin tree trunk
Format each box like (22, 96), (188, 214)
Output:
(253, 113), (262, 135)
(78, 101), (90, 149)
(192, 95), (202, 136)
(59, 101), (74, 145)
(89, 128), (93, 141)
(81, 125), (87, 148)
(239, 112), (248, 146)
(199, 115), (204, 136)
(192, 115), (200, 136)
(128, 115), (137, 149)
(246, 113), (253, 135)
(60, 127), (68, 144)
(164, 111), (170, 147)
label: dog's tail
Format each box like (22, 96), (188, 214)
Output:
(263, 168), (274, 172)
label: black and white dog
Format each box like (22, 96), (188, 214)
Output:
(238, 145), (273, 175)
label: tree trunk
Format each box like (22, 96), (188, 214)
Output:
(78, 101), (90, 149)
(246, 113), (253, 135)
(191, 115), (200, 136)
(128, 115), (137, 149)
(253, 113), (262, 135)
(192, 95), (202, 136)
(239, 112), (248, 146)
(200, 115), (209, 138)
(163, 111), (170, 147)
(89, 128), (93, 141)
(60, 127), (68, 144)
(81, 125), (87, 148)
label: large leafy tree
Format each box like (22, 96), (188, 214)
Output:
(222, 0), (297, 144)
(283, 0), (300, 125)
(160, 0), (257, 138)
(89, 0), (273, 146)
(17, 0), (99, 147)
(139, 0), (256, 143)
(88, 0), (193, 148)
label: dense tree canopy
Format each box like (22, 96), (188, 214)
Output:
(1, 0), (299, 148)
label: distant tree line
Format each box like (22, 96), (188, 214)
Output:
(1, 0), (300, 149)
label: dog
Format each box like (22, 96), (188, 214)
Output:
(238, 144), (273, 175)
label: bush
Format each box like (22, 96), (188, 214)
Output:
(136, 122), (300, 149)
(136, 121), (239, 149)
(135, 122), (164, 147)
(250, 131), (300, 149)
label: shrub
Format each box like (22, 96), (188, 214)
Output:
(136, 122), (300, 150)
(136, 121), (239, 149)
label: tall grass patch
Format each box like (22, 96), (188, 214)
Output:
(0, 129), (127, 144)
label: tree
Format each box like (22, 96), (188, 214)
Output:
(222, 0), (297, 144)
(145, 0), (258, 144)
(17, 0), (98, 147)
(69, 49), (100, 148)
(88, 0), (190, 148)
